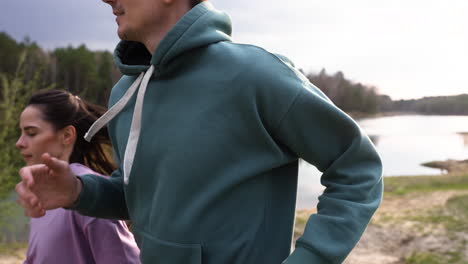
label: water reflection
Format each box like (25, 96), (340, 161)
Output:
(297, 115), (468, 209)
(358, 115), (468, 176)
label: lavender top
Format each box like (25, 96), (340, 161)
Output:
(23, 163), (140, 264)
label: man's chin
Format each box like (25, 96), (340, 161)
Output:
(117, 31), (125, 40)
(117, 29), (131, 41)
(117, 28), (142, 43)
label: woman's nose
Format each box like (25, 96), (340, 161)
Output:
(16, 136), (26, 149)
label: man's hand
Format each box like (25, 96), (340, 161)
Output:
(15, 153), (82, 218)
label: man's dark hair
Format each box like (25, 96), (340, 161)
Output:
(191, 0), (203, 8)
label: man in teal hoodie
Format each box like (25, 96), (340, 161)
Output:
(16, 0), (383, 263)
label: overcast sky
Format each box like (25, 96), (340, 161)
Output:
(1, 0), (467, 100)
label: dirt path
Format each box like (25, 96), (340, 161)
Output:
(294, 190), (468, 264)
(0, 256), (23, 264)
(344, 190), (468, 264)
(0, 247), (26, 264)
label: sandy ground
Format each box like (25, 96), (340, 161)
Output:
(293, 190), (468, 264)
(0, 248), (26, 264)
(342, 190), (468, 264)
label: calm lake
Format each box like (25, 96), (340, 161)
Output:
(296, 115), (468, 209)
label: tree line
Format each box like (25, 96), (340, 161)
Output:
(0, 32), (120, 107)
(306, 69), (468, 116)
(306, 69), (389, 114)
(392, 95), (468, 115)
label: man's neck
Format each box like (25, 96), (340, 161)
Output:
(142, 29), (168, 55)
(143, 3), (193, 55)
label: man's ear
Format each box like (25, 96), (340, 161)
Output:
(61, 125), (77, 146)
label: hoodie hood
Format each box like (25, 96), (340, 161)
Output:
(114, 2), (232, 76)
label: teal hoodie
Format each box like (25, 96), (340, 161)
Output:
(75, 2), (383, 264)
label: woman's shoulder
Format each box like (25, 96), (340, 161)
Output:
(69, 163), (104, 177)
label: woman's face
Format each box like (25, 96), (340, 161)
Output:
(16, 106), (66, 165)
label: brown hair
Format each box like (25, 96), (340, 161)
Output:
(27, 89), (116, 175)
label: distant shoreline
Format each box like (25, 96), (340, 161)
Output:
(421, 159), (468, 174)
(350, 111), (468, 120)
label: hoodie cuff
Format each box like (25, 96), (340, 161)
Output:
(63, 176), (83, 210)
(282, 246), (329, 264)
(65, 174), (93, 211)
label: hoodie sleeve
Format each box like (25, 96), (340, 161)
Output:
(80, 217), (140, 263)
(72, 168), (130, 220)
(259, 58), (383, 263)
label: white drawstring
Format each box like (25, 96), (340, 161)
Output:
(122, 65), (154, 184)
(84, 65), (155, 185)
(84, 73), (145, 142)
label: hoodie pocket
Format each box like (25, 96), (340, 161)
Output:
(134, 229), (202, 264)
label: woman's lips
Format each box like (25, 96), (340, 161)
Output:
(21, 154), (32, 160)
